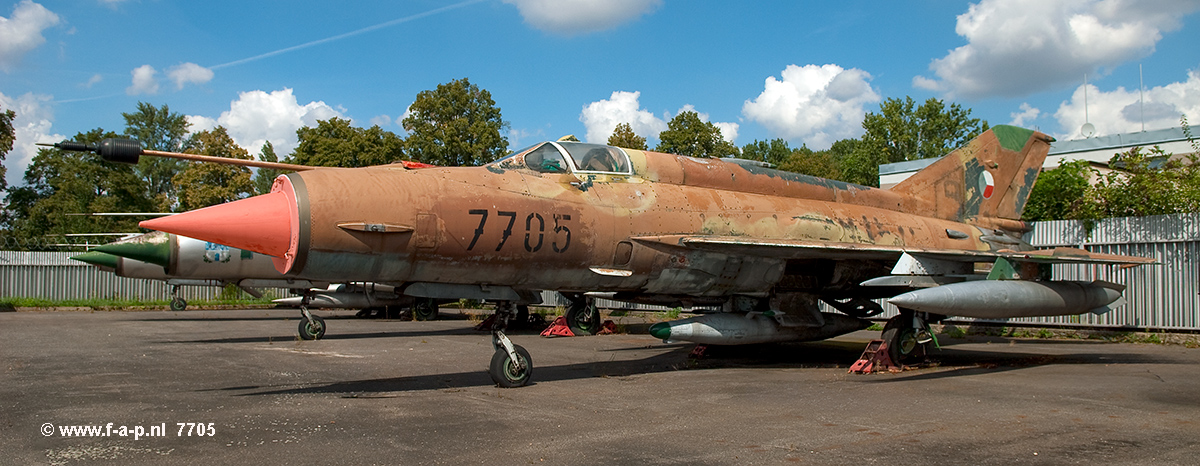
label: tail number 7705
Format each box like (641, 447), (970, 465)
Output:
(465, 209), (573, 253)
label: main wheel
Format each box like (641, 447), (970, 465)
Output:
(413, 298), (438, 321)
(565, 298), (600, 335)
(298, 315), (327, 340)
(169, 297), (187, 312)
(882, 315), (922, 364)
(489, 345), (533, 388)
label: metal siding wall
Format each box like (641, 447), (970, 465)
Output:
(0, 251), (289, 302)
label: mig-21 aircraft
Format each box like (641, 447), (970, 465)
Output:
(49, 125), (1152, 387)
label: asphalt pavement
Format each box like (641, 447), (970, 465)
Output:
(3, 307), (1198, 465)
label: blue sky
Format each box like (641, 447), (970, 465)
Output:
(3, 0), (1199, 188)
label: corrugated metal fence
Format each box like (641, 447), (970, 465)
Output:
(1019, 213), (1200, 330)
(0, 251), (286, 302)
(5, 213), (1198, 330)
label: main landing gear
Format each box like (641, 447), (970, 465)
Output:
(295, 293), (327, 340)
(487, 301), (532, 388)
(881, 309), (935, 364)
(563, 293), (601, 336)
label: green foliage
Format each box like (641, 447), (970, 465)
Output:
(253, 141), (282, 195)
(3, 128), (154, 248)
(741, 138), (792, 166)
(0, 105), (15, 193)
(173, 127), (254, 211)
(607, 122), (647, 150)
(288, 117), (404, 167)
(123, 102), (190, 210)
(844, 96), (989, 187)
(402, 78), (509, 166)
(654, 111), (739, 158)
(1022, 159), (1094, 221)
(1089, 146), (1200, 218)
(778, 145), (841, 180)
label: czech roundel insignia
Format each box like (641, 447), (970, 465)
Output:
(979, 171), (995, 199)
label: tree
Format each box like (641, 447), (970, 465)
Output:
(122, 102), (191, 209)
(741, 139), (792, 166)
(1022, 159), (1094, 221)
(3, 128), (154, 248)
(287, 117), (405, 168)
(607, 123), (647, 150)
(842, 97), (989, 187)
(654, 111), (739, 158)
(402, 78), (509, 166)
(1, 105), (15, 194)
(1088, 146), (1200, 219)
(173, 127), (254, 211)
(778, 146), (841, 180)
(253, 141), (283, 195)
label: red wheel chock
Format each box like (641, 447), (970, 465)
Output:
(848, 339), (901, 374)
(539, 316), (576, 337)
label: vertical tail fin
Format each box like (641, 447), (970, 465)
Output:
(890, 125), (1053, 224)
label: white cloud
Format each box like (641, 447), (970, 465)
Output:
(0, 1), (60, 72)
(126, 64), (159, 95)
(742, 64), (880, 149)
(83, 74), (103, 88)
(1052, 68), (1200, 139)
(368, 114), (392, 128)
(187, 88), (344, 158)
(579, 91), (666, 143)
(1009, 103), (1041, 127)
(916, 0), (1200, 98)
(0, 91), (65, 189)
(504, 0), (661, 35)
(166, 62), (214, 89)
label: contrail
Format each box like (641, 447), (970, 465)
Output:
(210, 0), (486, 70)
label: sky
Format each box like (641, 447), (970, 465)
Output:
(2, 0), (1199, 189)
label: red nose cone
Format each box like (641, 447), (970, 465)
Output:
(139, 175), (302, 274)
(140, 192), (292, 256)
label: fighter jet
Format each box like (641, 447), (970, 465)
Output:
(50, 126), (1152, 387)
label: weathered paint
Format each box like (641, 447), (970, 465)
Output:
(140, 126), (1149, 316)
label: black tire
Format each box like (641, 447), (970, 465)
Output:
(565, 298), (600, 335)
(489, 345), (533, 388)
(882, 316), (921, 364)
(298, 315), (326, 340)
(413, 298), (438, 321)
(169, 297), (187, 312)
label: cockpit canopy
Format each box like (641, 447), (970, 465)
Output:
(493, 142), (632, 175)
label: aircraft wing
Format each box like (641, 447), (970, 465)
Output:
(631, 235), (1155, 266)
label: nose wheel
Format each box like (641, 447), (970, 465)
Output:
(296, 295), (326, 340)
(487, 301), (532, 387)
(168, 285), (187, 311)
